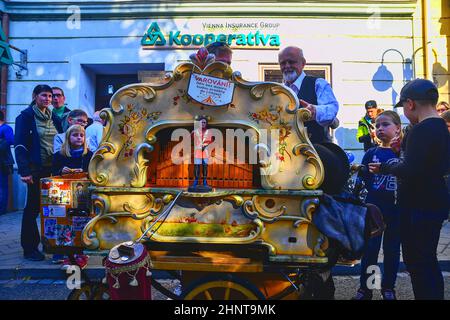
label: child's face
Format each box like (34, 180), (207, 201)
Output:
(70, 130), (85, 148)
(437, 105), (448, 116)
(375, 115), (400, 143)
(68, 115), (88, 128)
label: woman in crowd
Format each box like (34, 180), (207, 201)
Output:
(14, 84), (63, 261)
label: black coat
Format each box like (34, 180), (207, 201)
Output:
(14, 105), (63, 176)
(52, 150), (93, 176)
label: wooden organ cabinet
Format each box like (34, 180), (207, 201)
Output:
(146, 128), (258, 189)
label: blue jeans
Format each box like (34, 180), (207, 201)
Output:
(0, 172), (8, 214)
(360, 212), (401, 291)
(400, 208), (446, 300)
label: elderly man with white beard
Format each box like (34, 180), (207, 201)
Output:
(278, 46), (341, 300)
(278, 46), (339, 144)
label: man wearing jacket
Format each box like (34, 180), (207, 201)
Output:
(0, 111), (14, 215)
(52, 87), (72, 131)
(357, 100), (379, 151)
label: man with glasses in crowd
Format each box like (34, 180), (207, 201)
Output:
(53, 109), (89, 153)
(52, 87), (72, 131)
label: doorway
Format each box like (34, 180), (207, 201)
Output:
(95, 74), (138, 111)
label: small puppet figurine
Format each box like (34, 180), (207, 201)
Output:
(188, 116), (213, 192)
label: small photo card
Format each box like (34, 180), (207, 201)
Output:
(43, 205), (66, 218)
(44, 219), (57, 239)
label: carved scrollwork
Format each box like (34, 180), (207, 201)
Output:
(162, 194), (174, 204)
(313, 233), (327, 257)
(223, 195), (245, 208)
(243, 196), (309, 226)
(250, 84), (275, 100)
(297, 108), (312, 123)
(89, 142), (117, 186)
(130, 143), (154, 188)
(82, 193), (111, 249)
(253, 196), (286, 219)
(82, 192), (168, 250)
(231, 72), (297, 112)
(292, 108), (324, 190)
(292, 143), (324, 190)
(243, 199), (258, 220)
(270, 86), (298, 114)
(172, 63), (195, 80)
(203, 61), (233, 79)
(110, 85), (156, 114)
(294, 197), (320, 228)
(258, 241), (277, 256)
(123, 193), (164, 220)
(99, 108), (114, 142)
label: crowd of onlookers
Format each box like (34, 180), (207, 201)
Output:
(357, 99), (450, 151)
(0, 84), (104, 262)
(0, 45), (449, 300)
(354, 84), (450, 300)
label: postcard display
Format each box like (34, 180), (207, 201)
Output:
(40, 173), (93, 253)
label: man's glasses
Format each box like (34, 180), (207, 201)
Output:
(74, 119), (88, 125)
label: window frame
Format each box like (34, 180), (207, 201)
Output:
(258, 63), (333, 87)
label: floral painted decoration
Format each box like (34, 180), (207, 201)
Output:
(248, 105), (292, 163)
(117, 104), (161, 159)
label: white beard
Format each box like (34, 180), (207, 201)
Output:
(283, 70), (299, 83)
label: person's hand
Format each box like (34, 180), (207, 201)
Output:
(390, 135), (402, 154)
(62, 167), (73, 174)
(368, 163), (381, 174)
(299, 99), (316, 120)
(20, 175), (33, 184)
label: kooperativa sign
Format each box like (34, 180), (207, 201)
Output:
(141, 22), (280, 48)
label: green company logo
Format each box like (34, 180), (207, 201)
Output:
(0, 26), (13, 65)
(141, 22), (280, 47)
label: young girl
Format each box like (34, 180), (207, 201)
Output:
(353, 110), (402, 300)
(52, 124), (92, 266)
(52, 124), (93, 176)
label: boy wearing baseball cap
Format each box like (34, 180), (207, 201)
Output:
(369, 79), (450, 300)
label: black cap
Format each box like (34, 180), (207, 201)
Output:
(395, 79), (439, 108)
(365, 100), (377, 109)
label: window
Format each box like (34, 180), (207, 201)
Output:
(258, 63), (332, 86)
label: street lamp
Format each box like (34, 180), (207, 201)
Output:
(380, 48), (413, 85)
(372, 49), (412, 112)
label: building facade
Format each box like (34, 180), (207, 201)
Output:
(1, 0), (449, 210)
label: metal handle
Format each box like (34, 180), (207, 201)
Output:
(135, 191), (183, 243)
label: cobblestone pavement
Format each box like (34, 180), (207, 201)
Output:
(1, 275), (449, 300)
(1, 211), (449, 300)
